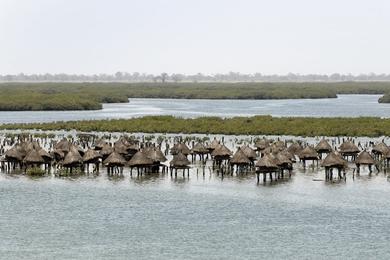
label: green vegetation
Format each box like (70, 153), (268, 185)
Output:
(26, 167), (46, 177)
(2, 81), (390, 111)
(2, 115), (390, 137)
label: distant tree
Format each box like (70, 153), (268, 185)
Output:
(161, 73), (168, 83)
(171, 73), (184, 83)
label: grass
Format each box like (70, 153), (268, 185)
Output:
(2, 81), (390, 111)
(1, 115), (390, 137)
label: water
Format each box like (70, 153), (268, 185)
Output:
(1, 169), (390, 259)
(0, 95), (389, 124)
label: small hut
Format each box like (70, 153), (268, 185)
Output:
(255, 154), (279, 183)
(372, 142), (390, 160)
(254, 138), (270, 153)
(229, 147), (251, 174)
(170, 152), (191, 177)
(62, 147), (83, 173)
(128, 151), (154, 176)
(321, 152), (347, 180)
(171, 143), (191, 156)
(83, 149), (102, 173)
(103, 151), (126, 175)
(211, 144), (232, 169)
(298, 146), (319, 168)
(191, 142), (209, 162)
(240, 145), (257, 165)
(287, 143), (303, 157)
(338, 141), (360, 161)
(145, 147), (168, 173)
(23, 149), (45, 172)
(355, 151), (376, 174)
(315, 139), (333, 158)
(207, 139), (220, 154)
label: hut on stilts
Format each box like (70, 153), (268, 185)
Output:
(128, 151), (154, 177)
(229, 147), (251, 175)
(255, 154), (279, 183)
(191, 142), (209, 163)
(315, 139), (333, 159)
(338, 141), (360, 161)
(321, 152), (347, 181)
(298, 146), (319, 169)
(355, 151), (377, 175)
(103, 151), (126, 175)
(169, 152), (191, 178)
(83, 149), (102, 173)
(372, 142), (390, 161)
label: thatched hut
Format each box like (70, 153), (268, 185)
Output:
(145, 147), (168, 173)
(211, 144), (232, 168)
(4, 146), (24, 171)
(274, 152), (293, 177)
(94, 139), (108, 150)
(255, 153), (279, 183)
(338, 141), (360, 161)
(23, 149), (45, 171)
(355, 151), (376, 174)
(241, 145), (257, 163)
(229, 147), (251, 174)
(62, 147), (83, 173)
(254, 138), (270, 152)
(100, 143), (114, 161)
(54, 138), (71, 153)
(103, 151), (126, 174)
(171, 143), (191, 156)
(372, 142), (390, 160)
(83, 149), (102, 173)
(128, 151), (154, 176)
(287, 143), (303, 157)
(207, 139), (220, 154)
(170, 152), (191, 177)
(298, 146), (319, 168)
(191, 142), (209, 162)
(315, 139), (333, 158)
(321, 152), (347, 180)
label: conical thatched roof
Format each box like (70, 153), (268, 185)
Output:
(211, 144), (232, 157)
(55, 138), (71, 153)
(321, 152), (347, 168)
(100, 144), (114, 157)
(256, 154), (279, 169)
(241, 145), (257, 159)
(170, 152), (191, 167)
(145, 148), (167, 163)
(23, 149), (44, 164)
(273, 141), (286, 149)
(94, 138), (108, 150)
(254, 138), (270, 150)
(171, 143), (191, 155)
(5, 147), (24, 161)
(83, 149), (102, 163)
(62, 148), (82, 167)
(287, 143), (303, 156)
(192, 142), (208, 154)
(355, 151), (375, 165)
(230, 148), (251, 165)
(372, 142), (390, 155)
(207, 139), (220, 150)
(339, 141), (360, 154)
(280, 149), (296, 162)
(38, 148), (52, 161)
(275, 152), (291, 165)
(128, 151), (153, 166)
(299, 146), (318, 160)
(315, 139), (332, 153)
(103, 151), (126, 166)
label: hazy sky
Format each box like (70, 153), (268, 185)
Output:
(1, 0), (389, 75)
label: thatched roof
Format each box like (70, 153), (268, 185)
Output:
(62, 148), (82, 167)
(241, 145), (257, 159)
(372, 142), (390, 155)
(170, 152), (191, 167)
(128, 151), (153, 166)
(38, 148), (52, 161)
(207, 139), (220, 150)
(230, 148), (251, 165)
(100, 144), (114, 156)
(171, 143), (191, 155)
(287, 143), (303, 156)
(83, 149), (102, 163)
(315, 139), (332, 153)
(299, 146), (318, 160)
(275, 152), (291, 165)
(280, 149), (296, 162)
(255, 154), (279, 170)
(192, 142), (209, 154)
(5, 147), (24, 161)
(55, 138), (71, 153)
(103, 151), (126, 166)
(321, 152), (347, 168)
(254, 138), (270, 150)
(355, 151), (375, 165)
(23, 149), (44, 164)
(94, 139), (108, 150)
(338, 141), (360, 154)
(145, 148), (167, 163)
(211, 144), (232, 157)
(273, 141), (286, 149)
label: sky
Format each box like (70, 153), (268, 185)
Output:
(0, 0), (389, 75)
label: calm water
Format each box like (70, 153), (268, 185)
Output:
(0, 95), (389, 124)
(1, 169), (390, 259)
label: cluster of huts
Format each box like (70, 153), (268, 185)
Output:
(0, 134), (389, 183)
